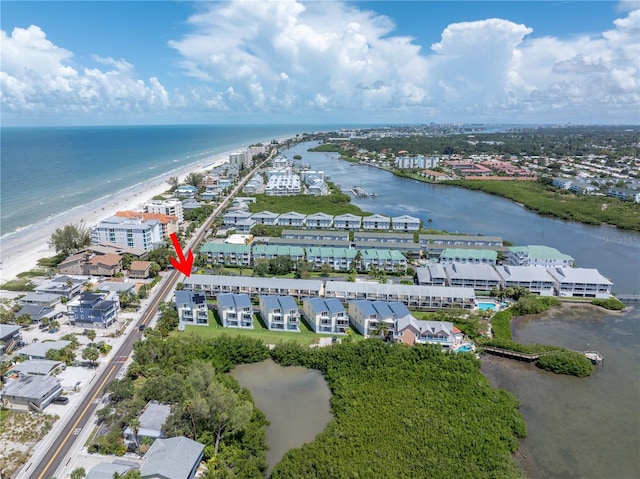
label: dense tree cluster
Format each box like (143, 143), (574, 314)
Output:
(269, 340), (526, 479)
(48, 222), (91, 256)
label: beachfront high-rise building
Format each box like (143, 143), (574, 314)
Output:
(91, 216), (164, 252)
(142, 199), (184, 223)
(229, 150), (251, 168)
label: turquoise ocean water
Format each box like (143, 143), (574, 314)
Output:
(0, 125), (329, 237)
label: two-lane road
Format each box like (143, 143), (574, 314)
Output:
(26, 147), (277, 479)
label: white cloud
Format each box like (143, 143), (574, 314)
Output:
(1, 2), (638, 124)
(0, 25), (170, 118)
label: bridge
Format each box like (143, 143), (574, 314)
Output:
(615, 294), (640, 302)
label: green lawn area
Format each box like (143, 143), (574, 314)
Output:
(183, 309), (352, 345)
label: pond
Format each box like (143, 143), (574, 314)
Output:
(231, 359), (332, 474)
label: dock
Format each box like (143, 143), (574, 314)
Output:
(483, 346), (604, 365)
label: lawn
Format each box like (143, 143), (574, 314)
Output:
(183, 309), (347, 345)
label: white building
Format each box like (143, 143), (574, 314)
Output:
(143, 199), (184, 223)
(265, 174), (301, 196)
(547, 267), (613, 298)
(508, 245), (575, 268)
(259, 295), (300, 332)
(91, 216), (164, 252)
(303, 297), (349, 334)
(175, 291), (209, 327)
(494, 265), (556, 296)
(217, 293), (254, 328)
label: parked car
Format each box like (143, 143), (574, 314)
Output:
(52, 396), (69, 405)
(138, 325), (146, 332)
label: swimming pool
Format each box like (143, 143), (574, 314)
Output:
(456, 344), (474, 353)
(478, 302), (497, 311)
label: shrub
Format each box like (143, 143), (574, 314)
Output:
(535, 351), (594, 377)
(491, 310), (513, 340)
(591, 297), (626, 311)
(510, 296), (560, 316)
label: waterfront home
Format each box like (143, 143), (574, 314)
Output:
(303, 297), (349, 334)
(507, 245), (575, 268)
(199, 242), (251, 267)
(362, 214), (391, 231)
(34, 275), (84, 299)
(251, 210), (280, 225)
(277, 211), (306, 227)
(123, 400), (171, 450)
(307, 179), (329, 196)
(305, 212), (334, 229)
(115, 210), (178, 237)
(1, 374), (63, 412)
(607, 187), (640, 202)
(414, 265), (448, 286)
(91, 216), (164, 252)
(184, 275), (323, 300)
(139, 436), (204, 479)
(143, 198), (184, 222)
(419, 234), (503, 249)
(300, 170), (325, 184)
(325, 281), (476, 311)
(174, 185), (198, 199)
(394, 316), (455, 349)
(272, 156), (289, 169)
(175, 291), (209, 327)
(494, 265), (556, 296)
(259, 295), (300, 332)
(229, 150), (250, 168)
(443, 263), (502, 291)
(551, 177), (573, 190)
(67, 291), (119, 328)
(348, 300), (410, 338)
(439, 248), (497, 265)
(57, 252), (122, 277)
(216, 293), (254, 328)
(420, 169), (451, 181)
(391, 215), (421, 232)
(547, 267), (613, 299)
(265, 174), (301, 196)
(333, 213), (362, 230)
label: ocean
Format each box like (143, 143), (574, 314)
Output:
(0, 125), (327, 237)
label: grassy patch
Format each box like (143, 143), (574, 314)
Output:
(592, 297), (626, 310)
(1, 278), (35, 291)
(183, 310), (341, 345)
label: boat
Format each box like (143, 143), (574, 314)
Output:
(584, 351), (604, 365)
(350, 186), (378, 198)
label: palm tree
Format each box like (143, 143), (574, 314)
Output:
(372, 321), (392, 341)
(129, 417), (141, 454)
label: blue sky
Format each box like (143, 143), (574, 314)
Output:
(1, 1), (638, 126)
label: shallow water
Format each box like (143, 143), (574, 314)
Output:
(230, 359), (332, 474)
(481, 304), (640, 479)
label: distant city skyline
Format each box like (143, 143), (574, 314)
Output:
(1, 1), (638, 126)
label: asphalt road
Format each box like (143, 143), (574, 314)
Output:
(26, 148), (276, 479)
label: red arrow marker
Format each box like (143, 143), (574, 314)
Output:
(169, 232), (194, 277)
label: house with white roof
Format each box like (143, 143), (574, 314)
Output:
(277, 211), (306, 228)
(333, 213), (362, 230)
(391, 215), (421, 232)
(18, 340), (72, 360)
(414, 265), (449, 286)
(362, 214), (391, 231)
(91, 216), (164, 252)
(443, 263), (502, 291)
(251, 210), (280, 225)
(34, 275), (85, 299)
(303, 297), (349, 334)
(123, 400), (171, 450)
(223, 210), (253, 227)
(140, 436), (204, 479)
(1, 374), (63, 411)
(547, 267), (613, 298)
(217, 293), (254, 328)
(184, 275), (323, 300)
(395, 316), (456, 349)
(19, 292), (62, 308)
(259, 295), (300, 332)
(305, 212), (333, 229)
(494, 265), (556, 296)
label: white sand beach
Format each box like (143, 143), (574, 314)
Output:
(0, 153), (230, 283)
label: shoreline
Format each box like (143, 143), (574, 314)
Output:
(0, 139), (276, 283)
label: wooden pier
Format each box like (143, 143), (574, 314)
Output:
(483, 346), (604, 365)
